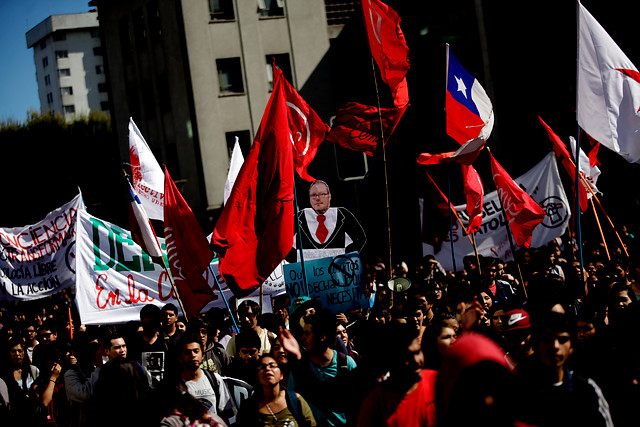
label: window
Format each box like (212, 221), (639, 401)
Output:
(324, 0), (358, 26)
(42, 57), (48, 68)
(53, 32), (66, 41)
(101, 101), (110, 111)
(91, 29), (100, 38)
(39, 41), (46, 50)
(63, 105), (75, 114)
(93, 47), (103, 56)
(266, 54), (292, 90)
(55, 50), (68, 59)
(216, 57), (244, 95)
(209, 0), (235, 21)
(44, 75), (51, 86)
(46, 92), (53, 104)
(258, 0), (284, 17)
(96, 65), (104, 74)
(61, 86), (73, 95)
(98, 83), (108, 93)
(58, 68), (71, 77)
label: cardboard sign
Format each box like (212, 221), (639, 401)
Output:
(283, 252), (367, 314)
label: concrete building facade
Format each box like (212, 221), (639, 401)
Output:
(26, 12), (109, 120)
(91, 0), (356, 217)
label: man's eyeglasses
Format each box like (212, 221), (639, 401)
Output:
(310, 193), (329, 198)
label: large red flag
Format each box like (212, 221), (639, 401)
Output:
(279, 66), (330, 182)
(210, 67), (294, 296)
(489, 153), (545, 248)
(462, 165), (484, 234)
(361, 0), (410, 108)
(163, 167), (216, 319)
(327, 102), (406, 156)
(538, 116), (588, 213)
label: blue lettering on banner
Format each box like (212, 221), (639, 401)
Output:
(283, 252), (367, 314)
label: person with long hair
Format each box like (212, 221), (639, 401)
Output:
(238, 354), (315, 427)
(7, 338), (39, 396)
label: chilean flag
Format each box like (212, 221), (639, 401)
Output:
(446, 46), (494, 144)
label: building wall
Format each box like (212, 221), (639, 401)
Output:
(95, 0), (333, 217)
(26, 12), (108, 120)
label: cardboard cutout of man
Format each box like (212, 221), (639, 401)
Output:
(288, 180), (366, 261)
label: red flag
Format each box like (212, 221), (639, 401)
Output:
(210, 66), (295, 296)
(279, 67), (330, 182)
(462, 165), (484, 234)
(361, 0), (410, 108)
(583, 131), (601, 168)
(163, 167), (216, 319)
(327, 102), (406, 156)
(538, 116), (588, 213)
(424, 173), (455, 252)
(489, 153), (545, 248)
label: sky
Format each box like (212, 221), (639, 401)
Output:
(0, 0), (93, 122)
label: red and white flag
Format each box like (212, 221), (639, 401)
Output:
(578, 3), (640, 163)
(279, 66), (330, 182)
(129, 118), (164, 220)
(462, 165), (484, 234)
(361, 0), (410, 108)
(569, 136), (601, 196)
(538, 116), (588, 213)
(327, 102), (406, 156)
(127, 178), (162, 258)
(164, 167), (216, 319)
(417, 136), (486, 166)
(211, 65), (295, 296)
(224, 137), (244, 206)
(490, 153), (545, 248)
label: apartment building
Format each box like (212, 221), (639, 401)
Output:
(26, 12), (109, 119)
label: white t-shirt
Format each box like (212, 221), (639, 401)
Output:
(185, 373), (217, 412)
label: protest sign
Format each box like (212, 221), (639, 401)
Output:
(76, 210), (282, 324)
(422, 152), (570, 271)
(0, 193), (83, 301)
(283, 252), (367, 314)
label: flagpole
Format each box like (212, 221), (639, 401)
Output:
(590, 198), (610, 260)
(208, 265), (240, 333)
(446, 172), (458, 274)
(293, 181), (309, 297)
(574, 0), (586, 290)
(485, 149), (527, 298)
(370, 57), (394, 296)
(123, 170), (190, 320)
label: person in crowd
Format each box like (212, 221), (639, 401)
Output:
(516, 311), (613, 427)
(226, 300), (276, 358)
(227, 331), (262, 386)
(336, 321), (359, 362)
(6, 338), (39, 397)
(90, 358), (152, 427)
(421, 318), (458, 371)
(31, 339), (69, 426)
(24, 321), (39, 362)
(237, 353), (316, 427)
(279, 309), (358, 426)
(161, 303), (183, 346)
(501, 308), (533, 371)
(403, 298), (429, 345)
(189, 316), (231, 376)
(128, 304), (172, 387)
(358, 322), (437, 427)
(174, 334), (236, 425)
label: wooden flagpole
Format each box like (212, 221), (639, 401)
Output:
(370, 57), (394, 303)
(590, 198), (610, 260)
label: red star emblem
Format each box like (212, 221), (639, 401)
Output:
(616, 68), (640, 112)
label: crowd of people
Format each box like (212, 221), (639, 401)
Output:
(0, 232), (639, 426)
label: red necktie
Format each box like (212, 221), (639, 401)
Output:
(316, 214), (328, 243)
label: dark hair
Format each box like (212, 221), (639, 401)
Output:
(238, 300), (261, 317)
(305, 309), (336, 350)
(102, 332), (125, 351)
(309, 180), (330, 194)
(162, 303), (179, 314)
(533, 311), (574, 344)
(235, 330), (261, 351)
(177, 333), (204, 352)
(139, 304), (161, 321)
(188, 316), (211, 335)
